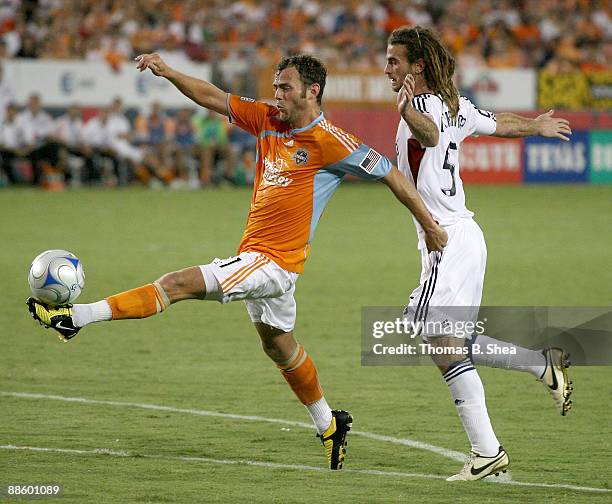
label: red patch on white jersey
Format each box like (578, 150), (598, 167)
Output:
(408, 139), (426, 185)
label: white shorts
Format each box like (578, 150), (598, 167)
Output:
(405, 218), (486, 337)
(199, 251), (298, 333)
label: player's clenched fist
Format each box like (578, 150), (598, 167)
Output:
(135, 53), (169, 77)
(425, 224), (448, 253)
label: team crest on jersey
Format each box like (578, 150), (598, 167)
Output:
(292, 148), (309, 166)
(359, 148), (382, 174)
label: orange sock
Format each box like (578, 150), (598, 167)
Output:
(278, 344), (323, 405)
(106, 283), (169, 320)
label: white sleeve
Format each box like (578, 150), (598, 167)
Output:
(17, 115), (35, 145)
(411, 94), (443, 129)
(120, 117), (131, 134)
(35, 113), (54, 139)
(53, 117), (66, 140)
(81, 120), (97, 145)
(463, 97), (496, 137)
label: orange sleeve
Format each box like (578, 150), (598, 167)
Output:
(318, 122), (363, 167)
(227, 94), (277, 137)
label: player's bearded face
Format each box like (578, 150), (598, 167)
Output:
(273, 67), (309, 123)
(385, 44), (411, 93)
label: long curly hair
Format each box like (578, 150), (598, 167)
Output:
(388, 26), (460, 118)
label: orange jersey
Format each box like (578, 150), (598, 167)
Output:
(228, 94), (391, 273)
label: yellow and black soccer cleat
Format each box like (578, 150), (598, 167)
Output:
(539, 347), (573, 415)
(317, 410), (353, 470)
(27, 297), (80, 342)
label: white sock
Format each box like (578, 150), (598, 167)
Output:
(305, 397), (333, 434)
(444, 359), (500, 456)
(469, 334), (546, 378)
(72, 300), (112, 328)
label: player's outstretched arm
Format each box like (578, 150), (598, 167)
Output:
(493, 110), (572, 141)
(382, 166), (448, 252)
(397, 74), (439, 147)
(135, 53), (228, 117)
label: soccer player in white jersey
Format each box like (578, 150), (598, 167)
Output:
(384, 26), (574, 481)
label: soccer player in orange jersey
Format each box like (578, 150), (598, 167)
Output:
(27, 53), (447, 470)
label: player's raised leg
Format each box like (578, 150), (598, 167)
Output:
(253, 322), (352, 470)
(27, 266), (205, 341)
(467, 335), (573, 415)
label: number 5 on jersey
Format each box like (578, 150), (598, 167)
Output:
(442, 142), (458, 196)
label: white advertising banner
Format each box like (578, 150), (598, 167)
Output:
(323, 74), (396, 103)
(3, 59), (211, 108)
(459, 68), (536, 111)
(258, 64), (537, 109)
(323, 68), (536, 108)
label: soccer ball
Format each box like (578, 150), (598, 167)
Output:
(28, 249), (85, 306)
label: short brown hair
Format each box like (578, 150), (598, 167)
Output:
(276, 55), (327, 105)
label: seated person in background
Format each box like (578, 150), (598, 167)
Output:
(228, 122), (256, 186)
(107, 97), (165, 186)
(169, 106), (201, 188)
(192, 108), (236, 185)
(81, 106), (122, 185)
(0, 103), (26, 185)
(134, 101), (175, 183)
(54, 104), (91, 185)
(17, 94), (63, 186)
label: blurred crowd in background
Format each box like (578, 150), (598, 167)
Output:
(1, 0), (610, 73)
(0, 87), (257, 189)
(0, 0), (610, 188)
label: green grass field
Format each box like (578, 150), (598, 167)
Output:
(1, 184), (611, 503)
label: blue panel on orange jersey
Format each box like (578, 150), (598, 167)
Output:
(523, 131), (589, 183)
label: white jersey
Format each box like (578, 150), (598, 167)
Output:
(82, 117), (112, 148)
(16, 109), (55, 147)
(0, 118), (24, 149)
(106, 113), (131, 144)
(396, 94), (497, 245)
(54, 115), (84, 147)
